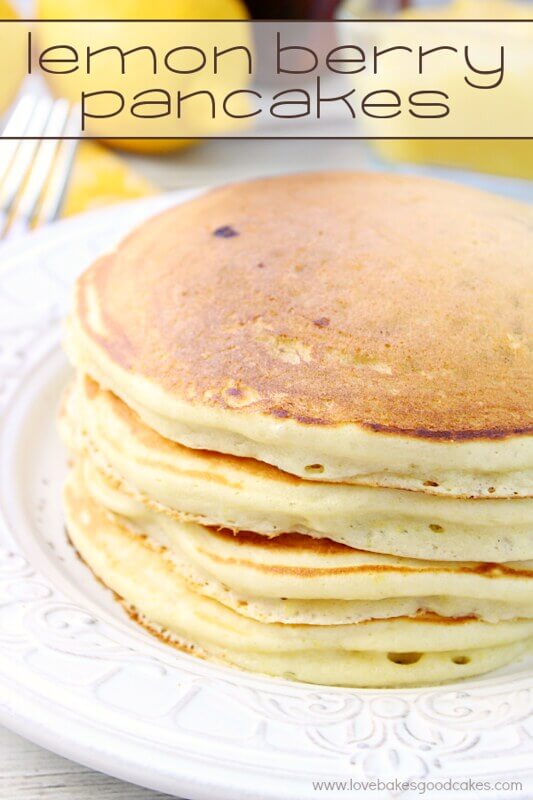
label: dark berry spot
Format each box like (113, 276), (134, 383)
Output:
(213, 225), (239, 238)
(272, 408), (289, 418)
(313, 317), (330, 328)
(226, 387), (241, 397)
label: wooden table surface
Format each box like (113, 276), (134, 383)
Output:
(0, 727), (176, 800)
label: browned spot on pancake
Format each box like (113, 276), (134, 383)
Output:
(469, 562), (533, 578)
(403, 612), (478, 624)
(364, 422), (533, 441)
(293, 415), (329, 426)
(211, 529), (353, 554)
(197, 535), (533, 579)
(84, 374), (99, 400)
(75, 173), (533, 436)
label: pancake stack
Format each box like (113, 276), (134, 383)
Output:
(61, 172), (533, 687)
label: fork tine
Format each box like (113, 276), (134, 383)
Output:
(8, 99), (70, 236)
(37, 104), (80, 225)
(0, 95), (37, 186)
(0, 97), (54, 221)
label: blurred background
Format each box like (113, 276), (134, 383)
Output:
(0, 0), (531, 235)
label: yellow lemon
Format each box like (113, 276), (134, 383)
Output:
(59, 141), (156, 217)
(0, 0), (27, 116)
(35, 0), (250, 153)
(372, 0), (533, 178)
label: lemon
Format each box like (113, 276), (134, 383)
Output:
(36, 0), (247, 21)
(36, 0), (249, 153)
(372, 0), (533, 179)
(59, 141), (156, 217)
(0, 0), (27, 116)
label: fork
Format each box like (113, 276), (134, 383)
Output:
(0, 95), (80, 240)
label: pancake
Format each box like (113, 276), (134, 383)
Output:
(64, 466), (533, 687)
(62, 170), (533, 687)
(62, 376), (533, 563)
(81, 455), (533, 625)
(66, 172), (533, 496)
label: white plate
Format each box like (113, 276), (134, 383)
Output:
(0, 191), (531, 800)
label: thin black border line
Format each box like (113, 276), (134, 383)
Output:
(1, 136), (531, 141)
(3, 17), (531, 140)
(1, 17), (533, 22)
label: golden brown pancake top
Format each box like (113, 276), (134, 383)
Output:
(76, 172), (533, 438)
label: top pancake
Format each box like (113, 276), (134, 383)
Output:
(69, 171), (533, 487)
